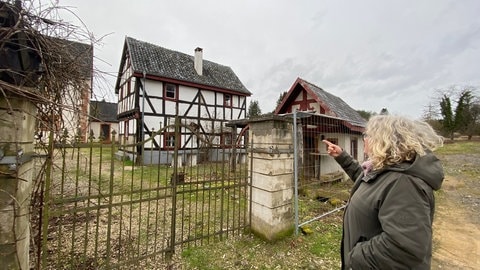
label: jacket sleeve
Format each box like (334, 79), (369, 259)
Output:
(334, 151), (363, 183)
(348, 174), (433, 269)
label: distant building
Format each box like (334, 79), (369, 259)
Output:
(88, 100), (118, 143)
(275, 77), (366, 178)
(32, 39), (93, 144)
(1, 2), (93, 143)
(58, 40), (93, 143)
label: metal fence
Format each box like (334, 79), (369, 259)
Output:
(30, 122), (251, 269)
(292, 111), (364, 234)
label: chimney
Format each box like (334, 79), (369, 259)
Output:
(194, 47), (203, 76)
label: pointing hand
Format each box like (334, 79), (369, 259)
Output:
(322, 140), (342, 158)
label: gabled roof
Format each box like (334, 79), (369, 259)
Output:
(275, 77), (366, 128)
(115, 37), (251, 96)
(47, 37), (93, 78)
(89, 100), (118, 123)
(60, 39), (93, 79)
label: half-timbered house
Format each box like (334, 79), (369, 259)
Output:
(115, 37), (251, 164)
(275, 77), (366, 179)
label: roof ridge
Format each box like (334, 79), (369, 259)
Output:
(126, 36), (231, 68)
(122, 36), (251, 95)
(294, 78), (366, 125)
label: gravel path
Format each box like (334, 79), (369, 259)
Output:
(431, 152), (480, 269)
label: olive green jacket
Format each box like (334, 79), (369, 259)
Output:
(335, 151), (444, 270)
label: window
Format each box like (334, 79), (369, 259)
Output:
(350, 138), (358, 160)
(165, 83), (176, 99)
(221, 132), (233, 147)
(224, 94), (231, 107)
(164, 132), (180, 149)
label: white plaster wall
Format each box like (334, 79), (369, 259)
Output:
(89, 122), (119, 141)
(149, 97), (162, 114)
(201, 90), (215, 104)
(164, 101), (176, 115)
(180, 103), (198, 118)
(129, 119), (136, 134)
(119, 92), (135, 115)
(144, 80), (162, 96)
(144, 115), (163, 131)
(179, 85), (197, 101)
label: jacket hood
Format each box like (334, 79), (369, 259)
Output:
(389, 151), (444, 190)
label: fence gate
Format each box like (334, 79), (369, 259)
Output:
(292, 111), (363, 234)
(31, 119), (251, 269)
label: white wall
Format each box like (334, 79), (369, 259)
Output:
(89, 122), (119, 142)
(316, 132), (365, 176)
(117, 69), (247, 151)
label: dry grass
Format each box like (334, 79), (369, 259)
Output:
(173, 181), (351, 270)
(176, 140), (480, 270)
(32, 140), (480, 269)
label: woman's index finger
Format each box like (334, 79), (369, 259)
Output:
(322, 140), (333, 146)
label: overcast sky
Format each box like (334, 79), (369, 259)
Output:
(54, 0), (480, 119)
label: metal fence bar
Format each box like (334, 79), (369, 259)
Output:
(82, 137), (93, 263)
(94, 139), (103, 265)
(40, 131), (54, 269)
(34, 115), (251, 269)
(293, 110), (300, 235)
(105, 138), (115, 267)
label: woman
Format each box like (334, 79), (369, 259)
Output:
(323, 115), (444, 270)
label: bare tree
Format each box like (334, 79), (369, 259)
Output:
(1, 0), (104, 141)
(1, 1), (107, 268)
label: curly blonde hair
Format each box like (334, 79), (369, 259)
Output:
(365, 115), (444, 170)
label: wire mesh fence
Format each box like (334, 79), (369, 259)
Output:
(292, 111), (365, 233)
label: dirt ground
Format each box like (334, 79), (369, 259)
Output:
(431, 153), (480, 269)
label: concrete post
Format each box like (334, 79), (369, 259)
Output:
(249, 117), (294, 241)
(0, 94), (36, 269)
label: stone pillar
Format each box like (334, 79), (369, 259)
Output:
(249, 117), (294, 241)
(0, 94), (36, 269)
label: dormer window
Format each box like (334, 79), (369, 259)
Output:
(165, 83), (177, 100)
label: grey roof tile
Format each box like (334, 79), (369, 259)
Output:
(302, 79), (366, 126)
(126, 37), (251, 95)
(89, 100), (118, 122)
